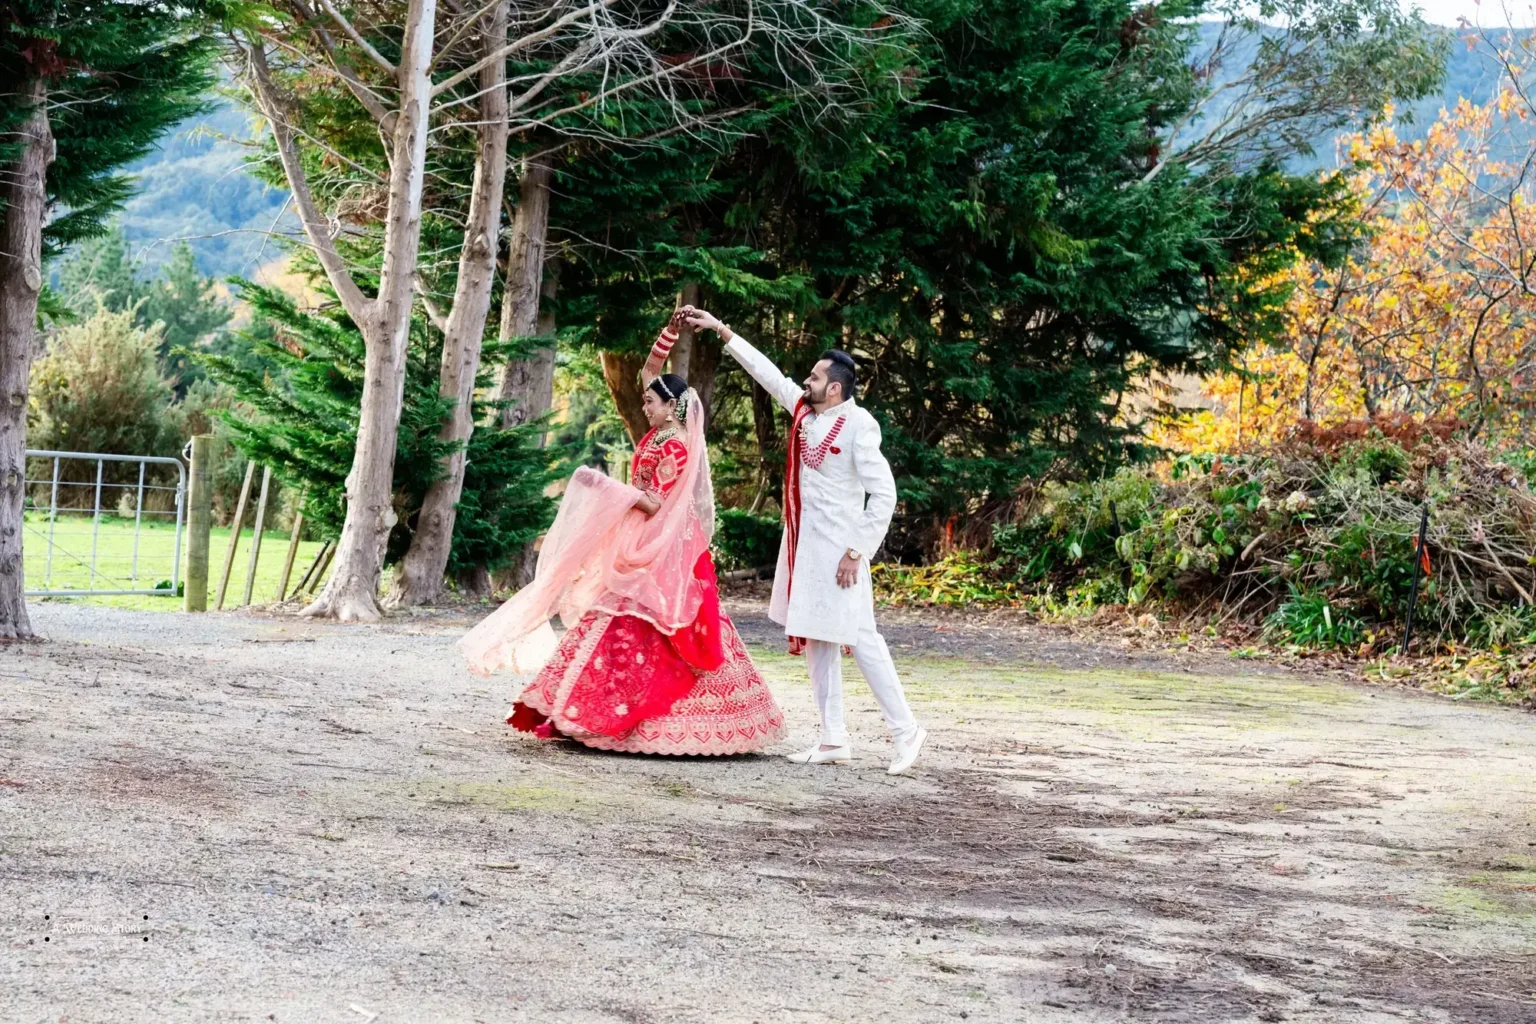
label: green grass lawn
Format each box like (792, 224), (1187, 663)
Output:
(23, 514), (328, 612)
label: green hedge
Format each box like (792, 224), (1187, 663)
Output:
(714, 509), (780, 572)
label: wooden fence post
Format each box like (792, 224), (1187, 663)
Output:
(293, 539), (330, 596)
(215, 460), (255, 611)
(311, 542), (337, 592)
(241, 465), (273, 607)
(183, 435), (213, 612)
(275, 489), (307, 602)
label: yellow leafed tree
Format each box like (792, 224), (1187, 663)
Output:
(1165, 88), (1536, 451)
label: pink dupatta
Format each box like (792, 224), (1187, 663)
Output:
(459, 389), (715, 676)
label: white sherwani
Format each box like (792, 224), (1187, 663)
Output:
(724, 336), (897, 646)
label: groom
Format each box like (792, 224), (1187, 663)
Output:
(681, 307), (926, 775)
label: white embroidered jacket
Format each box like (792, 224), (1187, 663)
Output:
(724, 335), (897, 645)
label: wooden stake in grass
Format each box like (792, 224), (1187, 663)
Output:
(1402, 504), (1431, 655)
(293, 539), (330, 596)
(215, 460), (256, 611)
(311, 542), (338, 593)
(275, 489), (307, 602)
(242, 465), (273, 607)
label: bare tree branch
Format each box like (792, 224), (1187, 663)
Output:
(430, 0), (623, 99)
(282, 3), (396, 124)
(414, 273), (451, 331)
(317, 0), (398, 74)
(428, 0), (508, 74)
(244, 40), (375, 328)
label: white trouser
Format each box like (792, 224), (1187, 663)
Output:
(804, 625), (918, 748)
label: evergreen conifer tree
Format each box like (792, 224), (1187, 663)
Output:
(197, 283), (557, 585)
(140, 243), (232, 389)
(553, 0), (1444, 555)
(57, 226), (140, 313)
(0, 0), (222, 637)
(57, 231), (232, 392)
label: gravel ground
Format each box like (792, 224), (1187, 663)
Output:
(2, 601), (1534, 1023)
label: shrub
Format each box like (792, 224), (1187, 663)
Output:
(27, 307), (180, 509)
(714, 508), (781, 572)
(1322, 522), (1418, 620)
(873, 551), (1017, 607)
(29, 306), (175, 459)
(980, 420), (1536, 651)
(994, 469), (1157, 583)
(1265, 588), (1365, 649)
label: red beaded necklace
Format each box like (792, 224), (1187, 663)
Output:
(799, 415), (845, 470)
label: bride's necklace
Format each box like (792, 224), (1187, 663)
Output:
(649, 424), (680, 448)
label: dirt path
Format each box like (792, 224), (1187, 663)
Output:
(2, 603), (1534, 1023)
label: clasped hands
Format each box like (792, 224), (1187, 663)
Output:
(674, 305), (731, 340)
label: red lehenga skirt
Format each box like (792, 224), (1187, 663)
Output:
(509, 553), (786, 756)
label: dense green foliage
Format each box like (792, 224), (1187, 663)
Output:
(0, 1), (221, 257)
(552, 0), (1442, 557)
(58, 228), (232, 391)
(713, 509), (782, 572)
(197, 284), (558, 577)
(29, 308), (174, 460)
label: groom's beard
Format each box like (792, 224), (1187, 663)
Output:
(804, 382), (827, 407)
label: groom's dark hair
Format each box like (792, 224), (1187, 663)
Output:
(820, 349), (857, 401)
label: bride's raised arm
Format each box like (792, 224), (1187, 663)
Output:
(641, 310), (686, 387)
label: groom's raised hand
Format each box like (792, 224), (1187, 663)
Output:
(681, 306), (733, 342)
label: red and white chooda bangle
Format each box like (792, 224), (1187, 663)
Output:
(649, 326), (678, 365)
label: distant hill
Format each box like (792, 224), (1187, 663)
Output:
(1190, 22), (1526, 170)
(110, 26), (1523, 281)
(116, 97), (293, 280)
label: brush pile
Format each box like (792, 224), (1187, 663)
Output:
(980, 417), (1536, 653)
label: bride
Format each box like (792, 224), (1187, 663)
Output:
(460, 313), (786, 755)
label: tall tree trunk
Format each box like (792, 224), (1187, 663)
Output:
(0, 80), (51, 640)
(494, 256), (561, 591)
(492, 159), (557, 591)
(749, 376), (779, 513)
(601, 350), (649, 444)
(666, 281), (720, 429)
(497, 157), (555, 429)
(302, 0), (437, 622)
(690, 331), (721, 431)
(536, 257), (560, 341)
(669, 282), (702, 379)
(390, 2), (510, 608)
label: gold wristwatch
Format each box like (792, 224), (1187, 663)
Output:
(845, 548), (861, 561)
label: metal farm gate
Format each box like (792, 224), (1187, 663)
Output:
(24, 449), (185, 598)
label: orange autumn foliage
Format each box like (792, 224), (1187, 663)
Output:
(1164, 91), (1536, 452)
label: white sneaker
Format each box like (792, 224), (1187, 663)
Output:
(888, 727), (927, 775)
(787, 743), (851, 765)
